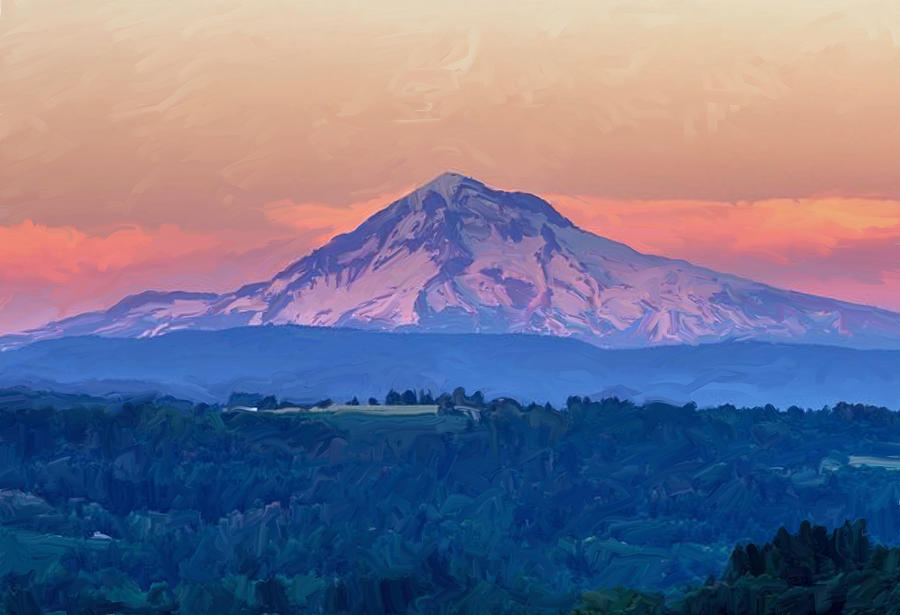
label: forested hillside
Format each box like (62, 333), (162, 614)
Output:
(576, 520), (900, 614)
(1, 388), (900, 613)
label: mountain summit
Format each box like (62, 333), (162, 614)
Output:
(11, 173), (900, 349)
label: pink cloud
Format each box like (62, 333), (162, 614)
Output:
(0, 220), (222, 283)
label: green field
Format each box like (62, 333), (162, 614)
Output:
(267, 404), (440, 416)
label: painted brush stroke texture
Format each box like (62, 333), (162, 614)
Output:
(2, 390), (900, 613)
(2, 0), (900, 331)
(1, 1), (900, 612)
(1, 327), (900, 409)
(8, 174), (900, 353)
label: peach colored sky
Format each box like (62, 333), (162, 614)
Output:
(1, 0), (899, 333)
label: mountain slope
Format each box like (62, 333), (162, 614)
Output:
(9, 172), (900, 349)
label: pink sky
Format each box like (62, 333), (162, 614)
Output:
(1, 0), (899, 333)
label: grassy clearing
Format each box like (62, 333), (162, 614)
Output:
(268, 404), (440, 416)
(848, 455), (900, 470)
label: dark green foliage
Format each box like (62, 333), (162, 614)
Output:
(226, 392), (265, 408)
(581, 521), (900, 614)
(257, 396), (279, 411)
(574, 587), (665, 615)
(384, 389), (423, 406)
(2, 389), (900, 613)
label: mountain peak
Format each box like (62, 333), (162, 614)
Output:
(422, 170), (475, 189)
(406, 171), (484, 212)
(403, 172), (573, 228)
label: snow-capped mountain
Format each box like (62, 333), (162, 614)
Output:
(9, 172), (900, 349)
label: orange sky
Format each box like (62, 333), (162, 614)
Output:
(1, 0), (899, 332)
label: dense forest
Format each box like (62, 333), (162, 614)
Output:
(577, 520), (900, 614)
(2, 387), (900, 613)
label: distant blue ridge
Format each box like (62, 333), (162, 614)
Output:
(1, 325), (897, 409)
